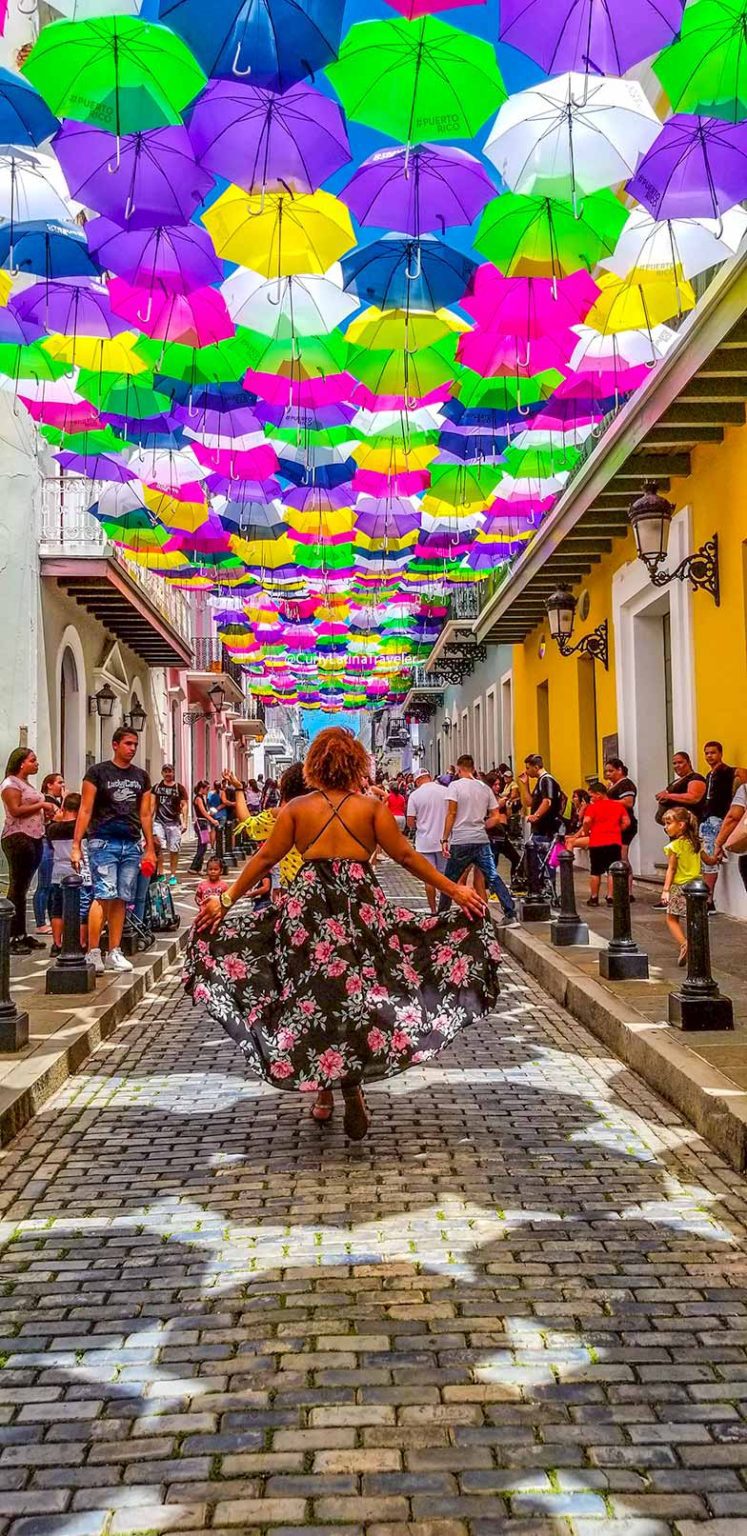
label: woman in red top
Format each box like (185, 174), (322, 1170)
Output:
(567, 781), (629, 906)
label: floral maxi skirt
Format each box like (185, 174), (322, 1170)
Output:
(184, 859), (502, 1092)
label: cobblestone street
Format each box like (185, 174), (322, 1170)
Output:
(2, 876), (747, 1536)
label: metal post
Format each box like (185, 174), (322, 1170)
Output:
(46, 876), (95, 995)
(0, 896), (29, 1050)
(223, 820), (239, 868)
(550, 850), (589, 946)
(599, 861), (649, 980)
(214, 824), (225, 868)
(669, 878), (734, 1031)
(519, 839), (551, 923)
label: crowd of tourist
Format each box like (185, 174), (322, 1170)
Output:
(3, 728), (747, 979)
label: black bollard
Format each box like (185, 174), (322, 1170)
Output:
(0, 896), (29, 1050)
(599, 861), (649, 980)
(46, 876), (95, 995)
(223, 820), (239, 868)
(550, 850), (589, 946)
(519, 839), (552, 923)
(669, 878), (734, 1031)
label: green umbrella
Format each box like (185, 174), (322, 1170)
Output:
(76, 370), (171, 417)
(476, 190), (628, 280)
(348, 335), (458, 397)
(267, 422), (361, 449)
(22, 15), (206, 135)
(654, 0), (747, 121)
(39, 425), (127, 455)
(0, 342), (69, 381)
(456, 368), (563, 410)
(428, 463), (504, 506)
(157, 332), (257, 387)
(503, 443), (582, 478)
(242, 329), (349, 380)
(326, 15), (506, 144)
(104, 521), (171, 550)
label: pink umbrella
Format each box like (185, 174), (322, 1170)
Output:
(349, 382), (454, 412)
(244, 369), (356, 408)
(164, 520), (232, 554)
(353, 468), (431, 497)
(386, 0), (486, 13)
(457, 328), (576, 375)
(190, 439), (279, 480)
(463, 268), (599, 334)
(108, 279), (235, 348)
(22, 396), (101, 432)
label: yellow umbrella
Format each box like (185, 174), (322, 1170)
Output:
(229, 533), (297, 568)
(346, 306), (468, 350)
(352, 441), (438, 474)
(123, 548), (189, 570)
(202, 188), (355, 276)
(0, 272), (11, 306)
(284, 507), (356, 539)
(354, 528), (418, 551)
(41, 331), (151, 373)
(585, 269), (695, 334)
(142, 485), (208, 533)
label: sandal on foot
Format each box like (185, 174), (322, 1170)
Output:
(586, 897), (599, 907)
(678, 943), (688, 968)
(342, 1086), (370, 1141)
(311, 1089), (334, 1124)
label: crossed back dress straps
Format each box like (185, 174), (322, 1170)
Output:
(300, 791), (374, 862)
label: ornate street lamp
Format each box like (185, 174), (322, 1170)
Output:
(545, 588), (609, 668)
(90, 682), (116, 718)
(128, 699), (147, 733)
(208, 680), (227, 713)
(627, 483), (720, 604)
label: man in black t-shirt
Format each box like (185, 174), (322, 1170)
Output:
(153, 764), (188, 887)
(72, 726), (154, 976)
(700, 741), (740, 909)
(520, 754), (565, 890)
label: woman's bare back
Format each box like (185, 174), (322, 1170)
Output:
(290, 790), (379, 862)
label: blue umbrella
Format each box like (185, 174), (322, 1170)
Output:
(437, 431), (509, 462)
(341, 234), (476, 311)
(0, 67), (58, 147)
(277, 455), (355, 488)
(158, 0), (345, 88)
(0, 220), (102, 278)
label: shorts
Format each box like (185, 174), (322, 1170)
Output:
(419, 850), (447, 875)
(154, 821), (182, 854)
(88, 837), (141, 903)
(589, 843), (622, 876)
(667, 884), (688, 917)
(48, 882), (93, 920)
(699, 815), (723, 857)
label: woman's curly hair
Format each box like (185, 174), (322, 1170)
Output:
(303, 727), (370, 792)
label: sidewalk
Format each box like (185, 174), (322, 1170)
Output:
(497, 874), (747, 1171)
(0, 850), (203, 1145)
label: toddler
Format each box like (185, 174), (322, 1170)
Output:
(47, 793), (93, 955)
(662, 807), (702, 966)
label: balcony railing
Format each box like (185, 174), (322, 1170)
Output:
(410, 665), (446, 692)
(40, 477), (193, 647)
(190, 634), (246, 692)
(448, 587), (480, 621)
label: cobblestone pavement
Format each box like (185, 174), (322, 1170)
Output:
(2, 869), (747, 1536)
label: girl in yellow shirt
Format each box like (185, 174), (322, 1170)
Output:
(662, 808), (702, 967)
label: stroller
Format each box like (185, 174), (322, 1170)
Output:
(122, 874), (181, 955)
(511, 830), (567, 907)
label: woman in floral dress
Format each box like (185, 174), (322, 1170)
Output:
(187, 727), (501, 1140)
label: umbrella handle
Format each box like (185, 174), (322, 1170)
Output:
(124, 195), (136, 223)
(232, 40), (253, 77)
(17, 0), (37, 14)
(405, 245), (422, 282)
(137, 293), (153, 325)
(108, 138), (122, 173)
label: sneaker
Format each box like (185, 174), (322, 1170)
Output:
(50, 943), (61, 958)
(26, 935), (47, 950)
(168, 876), (178, 888)
(87, 947), (106, 975)
(105, 947), (133, 973)
(10, 938), (32, 956)
(503, 915), (520, 927)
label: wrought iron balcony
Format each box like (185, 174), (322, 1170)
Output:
(190, 635), (246, 694)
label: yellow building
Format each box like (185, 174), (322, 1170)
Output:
(472, 252), (747, 915)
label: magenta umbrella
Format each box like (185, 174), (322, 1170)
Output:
(187, 78), (351, 194)
(53, 121), (214, 230)
(86, 217), (223, 291)
(108, 278), (234, 345)
(457, 327), (576, 375)
(463, 268), (598, 333)
(499, 0), (684, 76)
(340, 143), (495, 235)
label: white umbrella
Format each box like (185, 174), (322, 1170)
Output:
(221, 266), (358, 340)
(95, 481), (149, 520)
(601, 205), (747, 279)
(0, 151), (71, 226)
(48, 0), (145, 15)
(569, 322), (678, 374)
(484, 73), (660, 202)
(126, 448), (209, 489)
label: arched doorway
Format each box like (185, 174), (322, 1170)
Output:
(60, 645), (83, 787)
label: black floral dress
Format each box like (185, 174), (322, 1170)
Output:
(184, 858), (501, 1092)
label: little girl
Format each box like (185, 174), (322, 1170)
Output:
(195, 856), (228, 907)
(662, 808), (702, 966)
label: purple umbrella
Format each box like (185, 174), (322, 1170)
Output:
(281, 482), (354, 511)
(54, 122), (215, 232)
(54, 451), (136, 482)
(341, 144), (495, 235)
(628, 114), (747, 220)
(174, 401), (263, 436)
(187, 78), (350, 194)
(0, 306), (43, 344)
(204, 472), (282, 500)
(499, 0), (685, 77)
(11, 278), (129, 338)
(85, 217), (223, 292)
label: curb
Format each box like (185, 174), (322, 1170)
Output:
(497, 920), (747, 1173)
(0, 927), (189, 1147)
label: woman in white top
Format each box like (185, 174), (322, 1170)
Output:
(1, 747), (51, 953)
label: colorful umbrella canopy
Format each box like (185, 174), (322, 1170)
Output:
(653, 0), (747, 121)
(203, 186), (355, 275)
(54, 121), (214, 228)
(158, 0), (346, 89)
(187, 78), (350, 194)
(628, 114), (747, 220)
(499, 0), (685, 78)
(340, 144), (495, 236)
